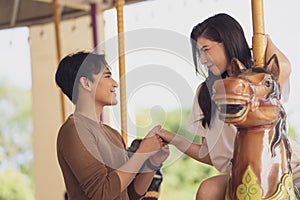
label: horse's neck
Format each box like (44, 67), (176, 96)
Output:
(233, 120), (290, 182)
(236, 114), (285, 156)
(234, 124), (277, 162)
(237, 124), (276, 133)
(231, 120), (293, 199)
(237, 124), (276, 135)
(237, 124), (279, 153)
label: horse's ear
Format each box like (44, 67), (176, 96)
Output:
(227, 58), (247, 77)
(265, 54), (280, 81)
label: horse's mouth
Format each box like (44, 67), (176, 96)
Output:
(214, 99), (248, 122)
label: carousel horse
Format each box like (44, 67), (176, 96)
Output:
(212, 55), (299, 199)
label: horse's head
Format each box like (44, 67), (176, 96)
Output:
(212, 55), (281, 128)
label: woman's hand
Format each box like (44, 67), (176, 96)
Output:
(157, 128), (177, 145)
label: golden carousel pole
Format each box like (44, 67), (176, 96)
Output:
(52, 0), (66, 122)
(251, 0), (267, 67)
(116, 0), (128, 147)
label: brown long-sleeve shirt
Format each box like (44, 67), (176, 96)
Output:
(57, 113), (142, 200)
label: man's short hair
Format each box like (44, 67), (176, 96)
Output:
(55, 51), (108, 104)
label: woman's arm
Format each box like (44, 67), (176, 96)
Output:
(265, 35), (291, 86)
(157, 129), (212, 165)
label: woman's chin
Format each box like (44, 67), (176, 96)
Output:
(209, 68), (225, 76)
(210, 70), (222, 76)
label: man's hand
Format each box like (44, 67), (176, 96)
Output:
(148, 143), (169, 167)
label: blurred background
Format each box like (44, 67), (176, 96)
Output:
(0, 0), (299, 199)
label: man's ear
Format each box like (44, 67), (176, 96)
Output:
(79, 77), (92, 91)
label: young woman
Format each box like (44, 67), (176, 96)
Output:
(55, 51), (169, 200)
(157, 13), (300, 199)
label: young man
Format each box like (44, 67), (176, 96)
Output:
(55, 51), (169, 200)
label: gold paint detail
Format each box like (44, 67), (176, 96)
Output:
(144, 191), (159, 199)
(265, 173), (296, 200)
(236, 166), (263, 199)
(232, 166), (296, 200)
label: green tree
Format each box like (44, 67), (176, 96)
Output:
(288, 125), (297, 140)
(136, 108), (219, 200)
(0, 169), (34, 200)
(0, 78), (34, 199)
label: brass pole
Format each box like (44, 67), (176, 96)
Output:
(52, 0), (66, 122)
(116, 0), (128, 147)
(251, 0), (267, 67)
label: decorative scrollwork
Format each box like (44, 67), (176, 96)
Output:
(236, 166), (262, 199)
(234, 166), (296, 200)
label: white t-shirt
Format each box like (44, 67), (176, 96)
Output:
(187, 84), (236, 173)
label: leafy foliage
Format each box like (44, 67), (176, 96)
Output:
(0, 79), (32, 170)
(136, 108), (219, 199)
(288, 125), (297, 140)
(0, 79), (34, 199)
(0, 169), (34, 200)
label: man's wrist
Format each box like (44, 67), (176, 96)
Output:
(145, 159), (162, 171)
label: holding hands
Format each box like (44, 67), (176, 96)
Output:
(137, 125), (166, 155)
(135, 125), (170, 170)
(156, 128), (177, 145)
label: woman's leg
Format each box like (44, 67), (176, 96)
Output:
(196, 174), (229, 200)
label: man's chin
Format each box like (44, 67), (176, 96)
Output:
(103, 100), (118, 107)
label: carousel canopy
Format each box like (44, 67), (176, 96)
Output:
(0, 0), (144, 30)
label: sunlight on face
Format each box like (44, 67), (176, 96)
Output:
(197, 37), (229, 76)
(94, 68), (118, 107)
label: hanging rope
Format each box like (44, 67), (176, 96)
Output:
(251, 0), (267, 67)
(116, 0), (128, 147)
(52, 0), (66, 122)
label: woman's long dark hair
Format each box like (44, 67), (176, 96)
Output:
(190, 13), (252, 128)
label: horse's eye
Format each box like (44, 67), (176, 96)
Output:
(265, 79), (271, 87)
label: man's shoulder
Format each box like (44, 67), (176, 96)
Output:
(101, 124), (121, 136)
(57, 115), (77, 141)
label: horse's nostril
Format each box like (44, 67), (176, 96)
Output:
(233, 82), (246, 94)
